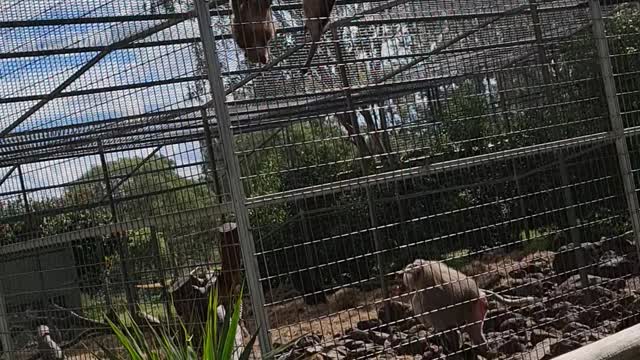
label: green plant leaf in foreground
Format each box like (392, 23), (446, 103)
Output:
(94, 283), (300, 360)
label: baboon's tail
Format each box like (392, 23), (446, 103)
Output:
(482, 289), (535, 306)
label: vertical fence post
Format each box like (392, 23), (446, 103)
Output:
(16, 166), (32, 235)
(530, 0), (589, 285)
(0, 279), (14, 360)
(17, 166), (53, 310)
(201, 109), (226, 207)
(194, 0), (272, 354)
(150, 226), (172, 321)
(589, 0), (640, 258)
(330, 27), (389, 300)
(494, 73), (530, 238)
(98, 141), (139, 321)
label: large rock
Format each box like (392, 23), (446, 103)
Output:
(276, 334), (324, 360)
(378, 301), (413, 324)
(549, 338), (582, 357)
(578, 310), (600, 327)
(346, 343), (382, 359)
(421, 344), (443, 360)
(368, 331), (390, 345)
(600, 320), (619, 334)
(389, 332), (428, 355)
(531, 329), (559, 346)
(406, 324), (427, 334)
(504, 277), (545, 297)
(345, 340), (365, 350)
(552, 242), (598, 276)
(347, 329), (369, 342)
(324, 346), (348, 360)
(497, 337), (527, 355)
(513, 337), (558, 360)
(564, 286), (616, 306)
(525, 301), (546, 316)
(483, 308), (514, 332)
(562, 321), (590, 333)
(525, 261), (548, 274)
(555, 274), (607, 294)
(552, 311), (581, 330)
(387, 332), (408, 346)
(596, 251), (636, 278)
(356, 319), (381, 331)
(499, 316), (528, 332)
(546, 301), (573, 318)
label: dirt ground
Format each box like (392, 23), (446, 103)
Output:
(21, 249), (639, 359)
(267, 290), (383, 345)
(264, 251), (555, 345)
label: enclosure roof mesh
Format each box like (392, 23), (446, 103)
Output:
(0, 0), (614, 166)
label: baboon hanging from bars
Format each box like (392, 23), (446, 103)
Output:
(401, 259), (535, 358)
(227, 0), (335, 71)
(229, 0), (276, 64)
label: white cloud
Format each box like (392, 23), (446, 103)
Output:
(0, 1), (216, 201)
(0, 0), (208, 131)
(0, 140), (205, 203)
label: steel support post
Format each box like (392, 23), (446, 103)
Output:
(0, 280), (14, 360)
(17, 166), (55, 312)
(589, 0), (640, 259)
(16, 166), (33, 233)
(194, 0), (272, 354)
(331, 27), (389, 300)
(201, 109), (226, 207)
(150, 226), (172, 320)
(98, 141), (139, 321)
(531, 0), (589, 285)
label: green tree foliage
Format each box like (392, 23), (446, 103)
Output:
(65, 155), (209, 222)
(3, 7), (636, 308)
(1, 155), (214, 294)
(608, 8), (640, 125)
(439, 81), (493, 156)
(0, 199), (33, 245)
(233, 121), (363, 297)
(540, 8), (638, 237)
(63, 154), (213, 286)
(100, 286), (294, 360)
(375, 9), (640, 262)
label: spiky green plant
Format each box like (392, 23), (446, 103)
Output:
(95, 286), (292, 360)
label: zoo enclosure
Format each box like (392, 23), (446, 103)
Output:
(1, 0), (640, 359)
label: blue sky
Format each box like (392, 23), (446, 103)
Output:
(0, 0), (414, 198)
(0, 0), (412, 199)
(0, 0), (218, 198)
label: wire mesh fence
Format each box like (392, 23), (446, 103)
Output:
(2, 0), (640, 359)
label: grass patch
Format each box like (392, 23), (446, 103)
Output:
(81, 292), (176, 325)
(521, 227), (555, 253)
(95, 286), (295, 360)
(442, 248), (471, 269)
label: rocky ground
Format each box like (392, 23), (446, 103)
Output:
(272, 236), (640, 360)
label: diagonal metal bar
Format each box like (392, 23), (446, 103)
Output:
(589, 0), (640, 261)
(98, 145), (164, 204)
(245, 127), (636, 207)
(230, 1), (548, 125)
(0, 0), (224, 138)
(500, 2), (635, 69)
(196, 0), (272, 354)
(225, 0), (418, 96)
(378, 4), (531, 83)
(378, 0), (621, 83)
(0, 165), (17, 188)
